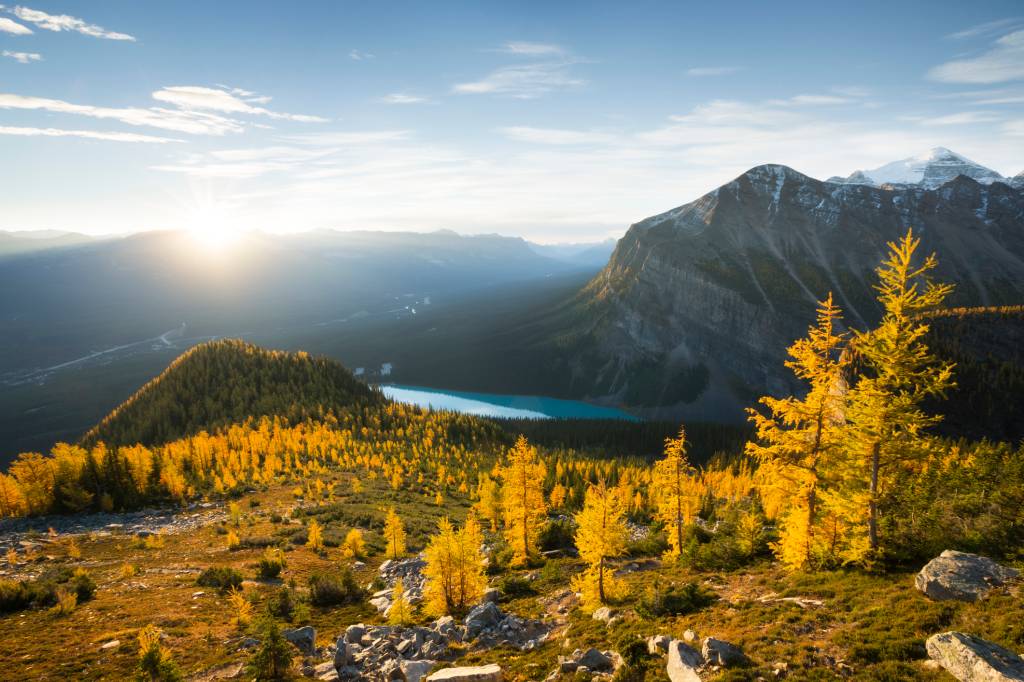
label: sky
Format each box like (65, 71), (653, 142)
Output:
(1, 1), (1023, 243)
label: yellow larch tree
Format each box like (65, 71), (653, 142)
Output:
(383, 507), (406, 560)
(388, 578), (414, 625)
(498, 436), (547, 566)
(651, 428), (698, 559)
(745, 293), (848, 571)
(422, 516), (487, 617)
(572, 481), (629, 611)
(306, 519), (324, 552)
(475, 474), (503, 532)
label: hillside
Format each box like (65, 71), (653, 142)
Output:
(82, 340), (384, 448)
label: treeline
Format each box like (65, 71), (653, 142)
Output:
(491, 417), (750, 465)
(82, 339), (385, 448)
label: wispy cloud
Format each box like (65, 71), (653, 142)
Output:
(497, 41), (564, 56)
(946, 17), (1023, 41)
(0, 86), (326, 136)
(8, 5), (134, 41)
(0, 15), (31, 34)
(686, 66), (740, 77)
(917, 111), (1001, 126)
(152, 86), (328, 123)
(349, 49), (374, 61)
(0, 125), (180, 143)
(380, 93), (428, 104)
(929, 30), (1024, 84)
(454, 61), (584, 98)
(2, 49), (39, 63)
(770, 94), (853, 106)
(499, 126), (616, 145)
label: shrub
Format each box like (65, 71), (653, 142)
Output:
(636, 580), (715, 619)
(266, 588), (295, 621)
(308, 568), (362, 607)
(538, 518), (575, 551)
(248, 617), (294, 681)
(196, 567), (244, 593)
(137, 623), (182, 682)
(498, 574), (536, 598)
(49, 586), (77, 616)
(625, 530), (668, 557)
(0, 567), (96, 614)
(257, 548), (287, 580)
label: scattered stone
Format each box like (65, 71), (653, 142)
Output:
(464, 602), (502, 638)
(683, 629), (697, 643)
(314, 661), (340, 681)
(667, 640), (704, 682)
(916, 551), (1019, 602)
(647, 634), (670, 654)
(926, 631), (1024, 681)
(402, 659), (437, 682)
(282, 625), (316, 654)
(702, 637), (749, 667)
(334, 636), (350, 669)
(482, 587), (501, 603)
(426, 664), (502, 682)
(100, 639), (120, 650)
(345, 624), (366, 644)
(591, 606), (618, 624)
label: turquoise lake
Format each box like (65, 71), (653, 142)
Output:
(379, 384), (639, 421)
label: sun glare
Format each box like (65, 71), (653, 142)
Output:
(186, 206), (242, 253)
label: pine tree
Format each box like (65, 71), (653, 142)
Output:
(498, 436), (547, 566)
(572, 481), (629, 611)
(837, 229), (955, 563)
(746, 294), (848, 571)
(423, 516), (486, 617)
(248, 617), (294, 681)
(306, 520), (324, 552)
(383, 507), (406, 560)
(651, 428), (698, 559)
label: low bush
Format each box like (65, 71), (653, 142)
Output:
(498, 574), (536, 598)
(257, 549), (286, 580)
(196, 567), (244, 592)
(308, 568), (362, 607)
(538, 518), (575, 551)
(266, 587), (295, 621)
(0, 567), (96, 614)
(636, 580), (715, 619)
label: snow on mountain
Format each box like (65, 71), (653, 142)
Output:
(830, 147), (1007, 189)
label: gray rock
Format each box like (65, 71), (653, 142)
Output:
(683, 629), (697, 643)
(648, 634), (670, 654)
(334, 636), (350, 669)
(916, 551), (1019, 602)
(402, 659), (437, 682)
(482, 587), (501, 603)
(591, 606), (618, 623)
(315, 661), (340, 681)
(426, 664), (503, 682)
(667, 639), (703, 682)
(464, 602), (502, 638)
(926, 632), (1024, 681)
(702, 637), (748, 667)
(344, 624), (366, 644)
(577, 648), (614, 672)
(282, 625), (316, 654)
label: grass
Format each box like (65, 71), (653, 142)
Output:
(0, 472), (1020, 680)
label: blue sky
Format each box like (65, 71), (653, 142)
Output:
(2, 1), (1023, 242)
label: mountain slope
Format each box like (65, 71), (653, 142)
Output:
(829, 147), (1007, 188)
(535, 164), (1024, 420)
(82, 339), (383, 447)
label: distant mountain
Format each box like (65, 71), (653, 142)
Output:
(533, 160), (1024, 420)
(528, 239), (618, 267)
(827, 147), (1007, 188)
(0, 230), (97, 257)
(82, 339), (382, 447)
(1011, 172), (1024, 190)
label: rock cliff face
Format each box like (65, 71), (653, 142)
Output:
(828, 147), (1008, 188)
(563, 164), (1024, 419)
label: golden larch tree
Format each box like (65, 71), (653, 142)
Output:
(422, 516), (487, 617)
(498, 436), (547, 566)
(572, 481), (629, 611)
(651, 428), (698, 558)
(383, 506), (406, 560)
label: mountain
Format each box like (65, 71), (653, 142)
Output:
(0, 230), (97, 257)
(82, 339), (383, 448)
(1011, 172), (1024, 190)
(828, 147), (1007, 188)
(536, 162), (1024, 420)
(528, 239), (618, 267)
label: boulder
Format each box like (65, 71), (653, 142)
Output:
(648, 634), (670, 654)
(482, 587), (501, 603)
(592, 606), (618, 623)
(926, 632), (1024, 681)
(702, 637), (748, 667)
(282, 626), (316, 654)
(667, 639), (703, 682)
(334, 637), (350, 669)
(402, 659), (437, 682)
(426, 664), (503, 682)
(576, 648), (614, 672)
(464, 602), (502, 638)
(916, 551), (1019, 602)
(344, 624), (366, 644)
(315, 661), (340, 681)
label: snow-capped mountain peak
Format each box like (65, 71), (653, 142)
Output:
(829, 147), (1007, 189)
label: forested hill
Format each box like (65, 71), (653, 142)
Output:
(924, 306), (1024, 443)
(81, 340), (384, 448)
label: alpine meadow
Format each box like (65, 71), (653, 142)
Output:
(1, 3), (1023, 682)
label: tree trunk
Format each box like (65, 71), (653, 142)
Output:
(868, 441), (880, 551)
(598, 556), (605, 603)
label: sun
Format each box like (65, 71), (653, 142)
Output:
(186, 206), (242, 253)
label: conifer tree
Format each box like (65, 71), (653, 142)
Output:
(387, 578), (414, 625)
(572, 481), (629, 610)
(746, 293), (848, 571)
(383, 507), (406, 560)
(475, 475), (503, 532)
(306, 519), (324, 552)
(342, 529), (366, 560)
(498, 436), (547, 566)
(651, 428), (698, 558)
(836, 229), (955, 563)
(423, 516), (487, 617)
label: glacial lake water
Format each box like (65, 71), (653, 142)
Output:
(379, 384), (639, 421)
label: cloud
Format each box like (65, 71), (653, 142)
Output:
(1002, 120), (1024, 136)
(152, 86), (328, 122)
(0, 16), (31, 34)
(9, 5), (134, 40)
(946, 18), (1022, 41)
(349, 49), (374, 61)
(929, 30), (1024, 83)
(497, 41), (564, 56)
(0, 125), (180, 143)
(380, 93), (428, 104)
(918, 111), (1001, 126)
(2, 49), (40, 63)
(770, 94), (853, 106)
(284, 130), (411, 146)
(686, 66), (740, 77)
(454, 61), (584, 98)
(499, 126), (617, 145)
